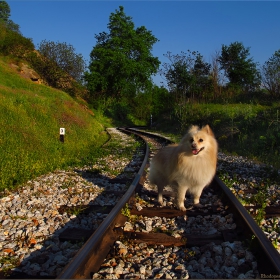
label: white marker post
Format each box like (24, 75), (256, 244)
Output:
(60, 128), (65, 143)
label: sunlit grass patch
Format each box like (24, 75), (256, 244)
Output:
(0, 57), (110, 192)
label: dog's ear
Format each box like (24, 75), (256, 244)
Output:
(202, 124), (214, 136)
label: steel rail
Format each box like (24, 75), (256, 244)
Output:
(57, 129), (149, 279)
(128, 127), (280, 274)
(214, 176), (280, 274)
(57, 127), (280, 277)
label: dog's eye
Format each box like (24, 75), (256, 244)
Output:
(190, 138), (194, 143)
(199, 139), (203, 142)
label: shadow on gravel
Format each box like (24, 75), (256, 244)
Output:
(5, 140), (145, 279)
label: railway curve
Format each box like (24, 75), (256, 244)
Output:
(1, 127), (280, 279)
(58, 127), (280, 279)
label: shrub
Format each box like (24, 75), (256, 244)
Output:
(0, 22), (34, 57)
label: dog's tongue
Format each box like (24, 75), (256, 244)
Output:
(192, 149), (199, 155)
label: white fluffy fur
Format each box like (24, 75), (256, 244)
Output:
(148, 125), (218, 211)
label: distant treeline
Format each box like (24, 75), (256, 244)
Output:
(1, 2), (280, 125)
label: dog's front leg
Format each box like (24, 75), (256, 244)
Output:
(176, 185), (188, 211)
(193, 186), (204, 208)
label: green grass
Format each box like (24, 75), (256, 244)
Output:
(153, 102), (280, 169)
(0, 56), (111, 192)
(2, 52), (280, 194)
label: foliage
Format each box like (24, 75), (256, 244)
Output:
(161, 51), (194, 95)
(0, 1), (35, 71)
(4, 2), (280, 212)
(37, 40), (86, 83)
(161, 50), (212, 102)
(0, 21), (34, 57)
(0, 1), (20, 33)
(0, 0), (10, 22)
(0, 1), (87, 97)
(262, 49), (280, 97)
(0, 57), (110, 192)
(151, 101), (280, 168)
(119, 84), (171, 125)
(27, 48), (87, 98)
(121, 203), (131, 219)
(192, 53), (212, 97)
(84, 6), (160, 102)
(249, 185), (268, 226)
(219, 42), (261, 92)
(160, 50), (213, 130)
(150, 85), (171, 117)
(209, 50), (225, 100)
(27, 50), (68, 87)
(0, 255), (20, 276)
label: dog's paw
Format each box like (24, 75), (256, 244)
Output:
(177, 205), (187, 211)
(158, 199), (163, 206)
(158, 198), (163, 204)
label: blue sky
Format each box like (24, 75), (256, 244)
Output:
(7, 1), (280, 86)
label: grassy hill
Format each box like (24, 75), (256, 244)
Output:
(0, 56), (112, 192)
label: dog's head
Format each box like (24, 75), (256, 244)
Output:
(181, 125), (216, 156)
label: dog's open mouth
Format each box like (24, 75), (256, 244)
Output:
(192, 147), (204, 155)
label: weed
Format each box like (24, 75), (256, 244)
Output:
(247, 234), (256, 251)
(271, 217), (279, 232)
(247, 183), (268, 225)
(125, 215), (138, 225)
(218, 171), (270, 226)
(0, 256), (20, 276)
(135, 194), (148, 206)
(10, 215), (27, 220)
(181, 248), (196, 260)
(153, 227), (162, 233)
(65, 205), (88, 216)
(121, 203), (131, 220)
(272, 239), (279, 250)
(60, 180), (75, 189)
(254, 207), (266, 226)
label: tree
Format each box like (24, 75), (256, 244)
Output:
(0, 1), (33, 57)
(84, 6), (160, 100)
(150, 85), (172, 119)
(192, 53), (211, 99)
(0, 1), (20, 33)
(37, 40), (86, 83)
(0, 1), (10, 22)
(161, 51), (196, 99)
(0, 24), (33, 56)
(28, 40), (87, 96)
(160, 50), (211, 130)
(160, 50), (211, 100)
(219, 42), (261, 92)
(210, 50), (223, 99)
(262, 50), (280, 97)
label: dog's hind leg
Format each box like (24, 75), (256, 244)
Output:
(157, 183), (164, 205)
(149, 173), (165, 206)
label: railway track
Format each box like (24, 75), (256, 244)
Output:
(57, 127), (280, 279)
